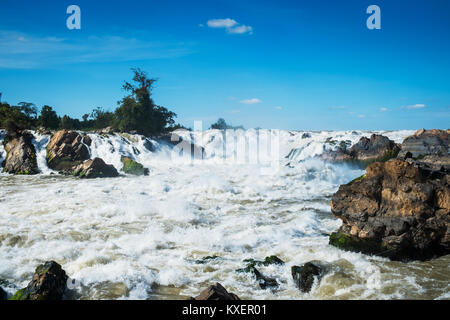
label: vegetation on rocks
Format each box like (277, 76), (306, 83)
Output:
(120, 156), (149, 176)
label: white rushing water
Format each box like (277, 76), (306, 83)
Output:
(0, 129), (449, 300)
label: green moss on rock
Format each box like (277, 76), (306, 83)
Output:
(120, 156), (149, 176)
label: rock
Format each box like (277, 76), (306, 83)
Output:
(320, 134), (400, 168)
(291, 262), (326, 293)
(46, 130), (90, 171)
(143, 138), (156, 152)
(236, 256), (282, 290)
(2, 131), (39, 175)
(191, 283), (240, 300)
(0, 286), (7, 300)
(195, 255), (221, 264)
(120, 156), (149, 176)
(156, 131), (205, 159)
(36, 127), (51, 135)
(398, 129), (449, 159)
(9, 261), (68, 300)
(330, 158), (449, 261)
(73, 158), (119, 179)
(302, 132), (311, 139)
(348, 134), (400, 165)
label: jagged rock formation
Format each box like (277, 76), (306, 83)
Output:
(191, 283), (240, 300)
(46, 130), (90, 171)
(330, 158), (449, 261)
(2, 131), (39, 174)
(73, 158), (119, 178)
(321, 134), (400, 167)
(9, 261), (68, 300)
(398, 129), (449, 159)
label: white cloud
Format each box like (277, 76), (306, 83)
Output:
(380, 107), (389, 112)
(205, 18), (253, 35)
(275, 106), (282, 110)
(207, 18), (238, 28)
(228, 25), (253, 35)
(358, 114), (366, 118)
(240, 98), (262, 105)
(407, 104), (426, 109)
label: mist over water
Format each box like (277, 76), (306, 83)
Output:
(0, 129), (449, 300)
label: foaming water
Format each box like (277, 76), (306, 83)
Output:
(0, 129), (448, 300)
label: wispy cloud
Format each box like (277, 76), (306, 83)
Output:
(205, 18), (253, 35)
(275, 106), (283, 110)
(380, 107), (389, 112)
(0, 30), (194, 69)
(240, 98), (262, 104)
(406, 104), (426, 109)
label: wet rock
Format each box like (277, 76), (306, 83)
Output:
(0, 286), (7, 300)
(191, 283), (240, 300)
(398, 129), (449, 159)
(2, 131), (39, 175)
(195, 255), (221, 264)
(236, 256), (282, 290)
(291, 262), (326, 293)
(330, 158), (450, 261)
(156, 131), (205, 159)
(120, 156), (149, 176)
(143, 138), (156, 152)
(9, 261), (68, 300)
(46, 130), (90, 171)
(73, 158), (119, 178)
(302, 132), (311, 139)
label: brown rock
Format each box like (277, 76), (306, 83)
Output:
(73, 157), (119, 178)
(191, 283), (240, 300)
(46, 130), (90, 171)
(330, 158), (449, 261)
(398, 129), (449, 159)
(2, 131), (39, 174)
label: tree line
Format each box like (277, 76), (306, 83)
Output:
(0, 68), (186, 136)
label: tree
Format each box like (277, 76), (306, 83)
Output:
(38, 105), (60, 130)
(114, 68), (176, 135)
(59, 115), (81, 130)
(18, 102), (38, 120)
(210, 118), (244, 130)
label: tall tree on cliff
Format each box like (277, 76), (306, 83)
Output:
(114, 68), (176, 136)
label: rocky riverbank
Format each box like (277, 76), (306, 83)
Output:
(329, 129), (449, 261)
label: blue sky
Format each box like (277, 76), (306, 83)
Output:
(0, 0), (449, 130)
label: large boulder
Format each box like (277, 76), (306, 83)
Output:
(398, 129), (449, 159)
(191, 283), (240, 300)
(9, 261), (68, 300)
(120, 156), (149, 176)
(46, 130), (90, 171)
(320, 134), (400, 167)
(73, 158), (119, 179)
(2, 131), (39, 175)
(330, 158), (449, 261)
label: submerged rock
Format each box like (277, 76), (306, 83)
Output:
(195, 255), (221, 264)
(46, 130), (90, 171)
(330, 158), (449, 261)
(120, 156), (149, 176)
(73, 158), (119, 179)
(236, 256), (283, 290)
(9, 261), (68, 300)
(398, 129), (449, 159)
(291, 261), (326, 293)
(191, 283), (240, 300)
(2, 131), (39, 175)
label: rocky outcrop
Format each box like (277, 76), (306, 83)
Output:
(191, 283), (240, 300)
(2, 131), (39, 175)
(291, 261), (327, 293)
(236, 256), (283, 290)
(73, 158), (119, 179)
(46, 130), (90, 171)
(398, 129), (449, 159)
(321, 134), (400, 167)
(120, 156), (149, 176)
(330, 158), (449, 261)
(156, 131), (205, 159)
(9, 261), (68, 300)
